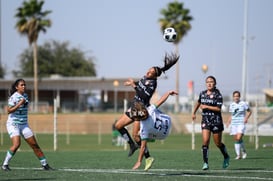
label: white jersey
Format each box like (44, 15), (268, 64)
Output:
(8, 92), (29, 124)
(229, 101), (249, 125)
(140, 104), (171, 140)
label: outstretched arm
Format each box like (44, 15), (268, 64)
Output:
(132, 139), (147, 170)
(124, 78), (136, 88)
(155, 90), (178, 108)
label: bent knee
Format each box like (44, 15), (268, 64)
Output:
(115, 117), (132, 130)
(114, 122), (122, 130)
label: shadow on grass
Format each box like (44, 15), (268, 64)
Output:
(148, 171), (216, 177)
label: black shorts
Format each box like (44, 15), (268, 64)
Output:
(125, 100), (134, 119)
(125, 100), (147, 121)
(125, 110), (140, 122)
(201, 115), (224, 133)
(125, 110), (132, 119)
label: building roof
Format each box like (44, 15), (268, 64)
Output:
(0, 77), (137, 91)
(263, 89), (273, 97)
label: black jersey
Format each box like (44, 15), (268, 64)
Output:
(133, 76), (157, 106)
(198, 89), (223, 116)
(198, 89), (224, 132)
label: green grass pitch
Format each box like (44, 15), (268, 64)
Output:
(0, 133), (272, 181)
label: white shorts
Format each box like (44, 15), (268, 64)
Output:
(6, 119), (34, 139)
(230, 124), (246, 135)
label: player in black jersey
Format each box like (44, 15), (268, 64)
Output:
(192, 75), (230, 170)
(115, 52), (179, 157)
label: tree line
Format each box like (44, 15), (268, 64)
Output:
(1, 0), (192, 80)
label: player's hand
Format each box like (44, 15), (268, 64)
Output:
(132, 161), (141, 170)
(192, 114), (196, 121)
(199, 104), (209, 110)
(244, 118), (248, 124)
(124, 78), (134, 86)
(18, 97), (26, 105)
(169, 90), (178, 95)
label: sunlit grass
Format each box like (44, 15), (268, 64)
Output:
(0, 134), (272, 181)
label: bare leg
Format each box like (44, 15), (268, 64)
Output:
(115, 114), (138, 157)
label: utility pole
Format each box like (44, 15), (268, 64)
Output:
(241, 0), (248, 101)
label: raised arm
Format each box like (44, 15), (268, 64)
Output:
(155, 90), (178, 108)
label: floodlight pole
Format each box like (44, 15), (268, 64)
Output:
(242, 0), (248, 101)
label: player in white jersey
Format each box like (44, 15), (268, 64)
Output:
(140, 106), (171, 140)
(1, 79), (53, 171)
(131, 90), (178, 171)
(227, 91), (252, 160)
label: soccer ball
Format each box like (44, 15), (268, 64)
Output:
(163, 27), (177, 42)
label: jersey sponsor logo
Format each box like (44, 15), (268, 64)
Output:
(200, 98), (214, 104)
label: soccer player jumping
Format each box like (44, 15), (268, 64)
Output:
(115, 52), (179, 157)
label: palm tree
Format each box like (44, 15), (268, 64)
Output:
(159, 1), (193, 113)
(15, 0), (52, 112)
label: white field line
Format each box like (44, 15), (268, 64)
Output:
(12, 167), (273, 180)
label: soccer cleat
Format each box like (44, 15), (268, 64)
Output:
(235, 155), (241, 160)
(128, 144), (139, 157)
(2, 165), (11, 171)
(223, 156), (230, 169)
(242, 152), (247, 159)
(144, 157), (154, 171)
(202, 163), (209, 170)
(42, 164), (54, 171)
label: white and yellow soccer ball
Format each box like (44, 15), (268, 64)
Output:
(163, 27), (177, 42)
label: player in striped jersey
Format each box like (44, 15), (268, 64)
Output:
(131, 90), (178, 171)
(1, 79), (53, 171)
(227, 91), (252, 160)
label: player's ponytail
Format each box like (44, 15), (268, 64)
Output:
(154, 52), (179, 77)
(153, 66), (162, 77)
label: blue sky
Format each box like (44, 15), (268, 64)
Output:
(1, 0), (273, 98)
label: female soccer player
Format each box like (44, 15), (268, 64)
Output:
(115, 52), (179, 157)
(227, 91), (252, 159)
(1, 79), (53, 171)
(192, 75), (230, 170)
(131, 90), (178, 171)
